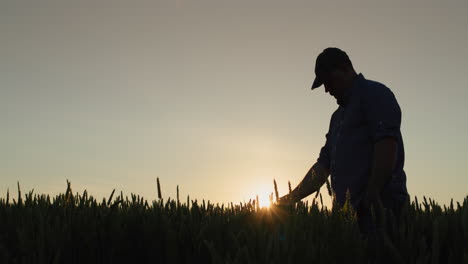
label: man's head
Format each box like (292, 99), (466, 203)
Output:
(311, 48), (357, 102)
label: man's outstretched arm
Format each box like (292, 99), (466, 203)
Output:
(279, 162), (330, 203)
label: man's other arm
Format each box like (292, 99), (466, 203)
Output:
(364, 137), (397, 203)
(360, 84), (401, 206)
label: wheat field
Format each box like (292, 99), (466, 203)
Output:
(0, 179), (467, 263)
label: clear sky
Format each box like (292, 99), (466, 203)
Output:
(2, 1), (467, 207)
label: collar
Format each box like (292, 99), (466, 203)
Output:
(338, 73), (365, 106)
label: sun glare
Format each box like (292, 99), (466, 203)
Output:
(252, 185), (274, 209)
(246, 182), (277, 209)
(258, 196), (272, 208)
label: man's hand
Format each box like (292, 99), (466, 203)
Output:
(277, 193), (298, 206)
(278, 162), (330, 206)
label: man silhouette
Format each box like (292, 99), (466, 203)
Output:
(279, 47), (409, 236)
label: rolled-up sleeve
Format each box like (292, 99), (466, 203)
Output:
(361, 85), (402, 143)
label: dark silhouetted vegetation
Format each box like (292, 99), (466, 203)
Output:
(0, 180), (467, 263)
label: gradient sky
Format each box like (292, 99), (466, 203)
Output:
(2, 1), (467, 207)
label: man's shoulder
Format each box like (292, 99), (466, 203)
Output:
(359, 77), (390, 92)
(357, 77), (395, 100)
(356, 76), (401, 117)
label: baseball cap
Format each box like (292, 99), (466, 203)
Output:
(311, 47), (351, 89)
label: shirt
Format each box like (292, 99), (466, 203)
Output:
(317, 73), (409, 208)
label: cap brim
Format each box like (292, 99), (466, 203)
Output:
(311, 77), (323, 89)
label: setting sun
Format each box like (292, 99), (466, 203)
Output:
(251, 185), (275, 209)
(257, 195), (272, 208)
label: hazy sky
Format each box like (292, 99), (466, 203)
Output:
(2, 1), (467, 207)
